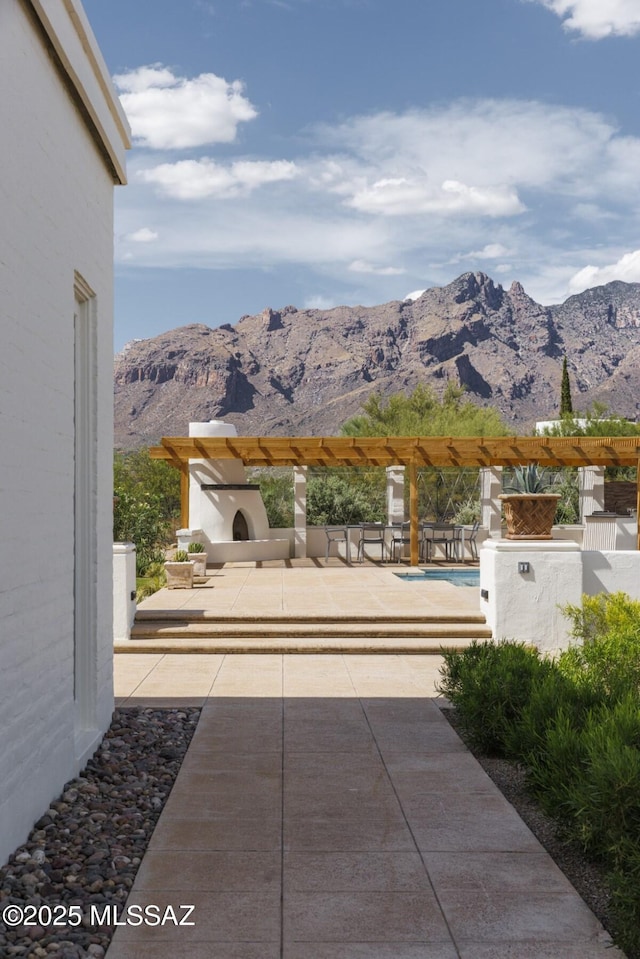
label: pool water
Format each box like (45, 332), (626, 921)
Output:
(395, 569), (480, 587)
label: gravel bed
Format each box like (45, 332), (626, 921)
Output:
(442, 706), (630, 957)
(0, 708), (199, 959)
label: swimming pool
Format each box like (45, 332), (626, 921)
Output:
(395, 568), (480, 587)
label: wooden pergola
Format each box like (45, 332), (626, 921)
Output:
(150, 435), (640, 564)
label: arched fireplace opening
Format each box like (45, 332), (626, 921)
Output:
(233, 510), (250, 541)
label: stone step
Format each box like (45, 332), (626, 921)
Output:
(130, 620), (492, 640)
(116, 634), (484, 654)
(133, 610), (487, 624)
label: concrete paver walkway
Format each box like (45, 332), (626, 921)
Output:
(107, 654), (623, 958)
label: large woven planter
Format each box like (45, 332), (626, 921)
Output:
(499, 494), (560, 540)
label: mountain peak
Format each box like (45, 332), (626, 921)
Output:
(114, 275), (640, 447)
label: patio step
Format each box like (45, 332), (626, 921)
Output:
(117, 635), (487, 654)
(125, 610), (491, 652)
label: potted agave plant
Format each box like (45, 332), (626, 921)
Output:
(499, 465), (560, 540)
(164, 549), (195, 589)
(187, 541), (208, 578)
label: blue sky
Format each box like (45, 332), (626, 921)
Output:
(81, 0), (640, 352)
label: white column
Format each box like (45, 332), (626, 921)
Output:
(579, 466), (605, 521)
(480, 467), (503, 538)
(386, 466), (405, 524)
(113, 542), (136, 642)
(294, 466), (307, 559)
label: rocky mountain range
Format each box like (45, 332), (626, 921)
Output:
(114, 272), (640, 448)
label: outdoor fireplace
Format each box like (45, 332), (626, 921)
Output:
(184, 420), (290, 562)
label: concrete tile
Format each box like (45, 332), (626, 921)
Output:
(424, 851), (577, 894)
(107, 944), (279, 959)
(134, 850), (280, 891)
(440, 890), (605, 942)
(384, 753), (500, 793)
(284, 817), (416, 852)
(411, 802), (543, 853)
(110, 890), (280, 943)
(371, 722), (467, 754)
(284, 852), (430, 891)
(149, 816), (281, 850)
(179, 750), (282, 773)
(456, 942), (624, 958)
(284, 946), (458, 959)
(284, 891), (451, 942)
(284, 719), (374, 752)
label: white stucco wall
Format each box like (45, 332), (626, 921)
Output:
(480, 540), (583, 653)
(0, 0), (128, 864)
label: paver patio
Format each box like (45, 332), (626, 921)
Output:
(107, 653), (624, 958)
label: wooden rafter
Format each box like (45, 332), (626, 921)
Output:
(151, 435), (640, 469)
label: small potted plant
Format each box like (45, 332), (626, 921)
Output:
(187, 541), (207, 578)
(164, 549), (195, 589)
(499, 465), (560, 540)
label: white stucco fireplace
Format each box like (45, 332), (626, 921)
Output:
(181, 420), (290, 563)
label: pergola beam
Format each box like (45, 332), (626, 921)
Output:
(150, 435), (640, 555)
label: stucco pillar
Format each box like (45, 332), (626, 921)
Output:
(294, 466), (307, 559)
(480, 540), (582, 654)
(480, 467), (503, 538)
(579, 466), (605, 521)
(113, 542), (136, 642)
(386, 466), (405, 524)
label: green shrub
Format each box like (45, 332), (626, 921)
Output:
(439, 595), (640, 956)
(173, 550), (190, 562)
(438, 641), (550, 756)
(560, 593), (640, 703)
(136, 562), (166, 602)
(188, 542), (205, 552)
(307, 473), (384, 526)
(505, 667), (602, 768)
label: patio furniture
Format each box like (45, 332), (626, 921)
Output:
(466, 521), (480, 561)
(390, 522), (411, 563)
(356, 524), (387, 563)
(325, 525), (349, 562)
(422, 523), (459, 561)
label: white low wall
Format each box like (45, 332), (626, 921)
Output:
(206, 538), (290, 563)
(480, 540), (640, 653)
(480, 540), (583, 654)
(113, 543), (136, 641)
(582, 550), (640, 600)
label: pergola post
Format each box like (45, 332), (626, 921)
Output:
(294, 466), (307, 559)
(180, 462), (189, 530)
(637, 458), (640, 551)
(409, 463), (419, 565)
(579, 466), (605, 521)
(386, 466), (405, 525)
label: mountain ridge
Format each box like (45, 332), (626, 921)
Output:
(114, 272), (640, 448)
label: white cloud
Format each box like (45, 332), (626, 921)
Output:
(348, 259), (406, 275)
(126, 227), (158, 242)
(304, 294), (339, 310)
(568, 250), (640, 293)
(448, 242), (512, 264)
(139, 158), (298, 199)
(114, 95), (640, 311)
(113, 65), (257, 149)
(348, 177), (524, 217)
(404, 289), (426, 301)
(535, 0), (640, 38)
